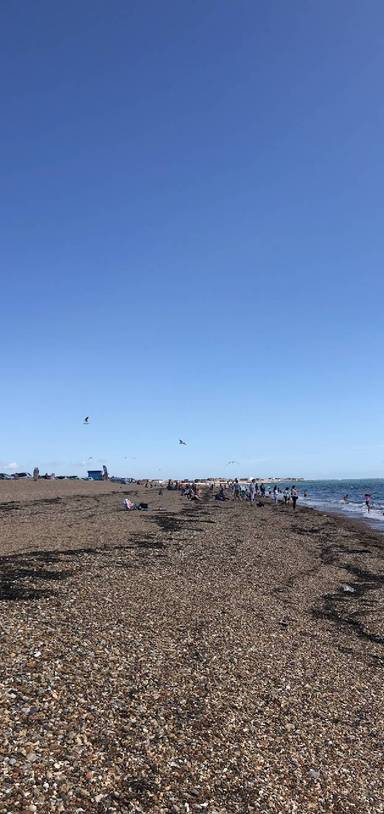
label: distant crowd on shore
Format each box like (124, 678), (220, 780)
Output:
(229, 479), (299, 509)
(4, 472), (378, 516)
(165, 478), (301, 509)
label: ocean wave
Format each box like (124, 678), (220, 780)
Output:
(301, 495), (384, 527)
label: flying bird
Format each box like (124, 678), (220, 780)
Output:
(227, 460), (239, 465)
(83, 416), (90, 424)
(179, 439), (187, 446)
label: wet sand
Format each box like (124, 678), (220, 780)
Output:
(0, 482), (383, 812)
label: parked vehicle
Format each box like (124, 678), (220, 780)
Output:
(11, 472), (31, 479)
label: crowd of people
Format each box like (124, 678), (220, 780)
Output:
(230, 479), (299, 509)
(165, 478), (301, 510)
(129, 477), (305, 511)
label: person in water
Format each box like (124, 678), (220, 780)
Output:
(343, 494), (349, 503)
(365, 493), (372, 512)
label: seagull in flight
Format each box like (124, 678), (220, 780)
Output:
(179, 439), (187, 446)
(83, 416), (90, 424)
(227, 460), (239, 465)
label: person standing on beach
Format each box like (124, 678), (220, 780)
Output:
(283, 487), (290, 505)
(249, 479), (256, 503)
(33, 467), (39, 482)
(233, 479), (241, 501)
(273, 485), (278, 503)
(291, 486), (298, 510)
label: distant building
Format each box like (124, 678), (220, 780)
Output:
(87, 470), (103, 481)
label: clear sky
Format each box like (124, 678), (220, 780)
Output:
(2, 0), (384, 479)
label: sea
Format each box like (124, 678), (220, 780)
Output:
(274, 479), (384, 530)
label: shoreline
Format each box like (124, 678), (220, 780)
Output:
(298, 496), (384, 532)
(0, 481), (383, 811)
(292, 499), (384, 542)
(1, 477), (383, 535)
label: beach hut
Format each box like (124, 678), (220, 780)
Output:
(87, 469), (103, 481)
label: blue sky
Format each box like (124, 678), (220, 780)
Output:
(1, 0), (384, 479)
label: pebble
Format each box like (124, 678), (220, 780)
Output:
(0, 483), (383, 813)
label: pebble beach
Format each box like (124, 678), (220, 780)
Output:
(1, 481), (383, 813)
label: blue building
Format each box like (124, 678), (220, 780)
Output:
(87, 470), (103, 481)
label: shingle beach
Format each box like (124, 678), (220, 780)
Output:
(1, 481), (383, 813)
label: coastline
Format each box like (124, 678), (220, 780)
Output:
(291, 498), (384, 540)
(0, 481), (383, 812)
